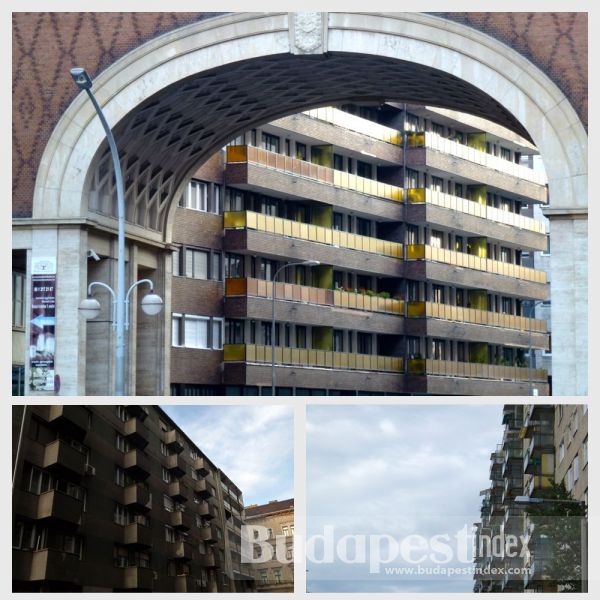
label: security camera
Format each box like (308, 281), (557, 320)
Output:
(70, 67), (93, 90)
(87, 249), (101, 262)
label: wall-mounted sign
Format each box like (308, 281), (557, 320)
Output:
(30, 257), (57, 392)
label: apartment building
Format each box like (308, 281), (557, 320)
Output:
(170, 102), (550, 395)
(474, 404), (588, 593)
(245, 498), (294, 592)
(12, 405), (255, 593)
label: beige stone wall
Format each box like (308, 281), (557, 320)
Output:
(554, 405), (588, 502)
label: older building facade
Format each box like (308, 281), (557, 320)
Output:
(12, 405), (255, 592)
(474, 404), (588, 592)
(245, 499), (294, 592)
(170, 103), (550, 395)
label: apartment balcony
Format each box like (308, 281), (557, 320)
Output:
(225, 277), (404, 334)
(405, 188), (547, 250)
(523, 404), (555, 433)
(526, 475), (554, 498)
(198, 552), (217, 568)
(404, 132), (547, 202)
(225, 145), (404, 219)
(123, 483), (151, 512)
(268, 109), (402, 163)
(173, 575), (195, 592)
(122, 449), (151, 480)
(200, 523), (219, 544)
(36, 490), (83, 527)
(169, 509), (194, 530)
(489, 450), (504, 479)
(503, 476), (523, 503)
(42, 439), (86, 478)
(198, 502), (217, 520)
(46, 405), (88, 441)
(121, 566), (154, 591)
(122, 523), (152, 548)
(123, 417), (149, 449)
(169, 479), (190, 502)
(194, 478), (212, 500)
(224, 210), (403, 277)
(27, 548), (80, 582)
(162, 429), (185, 453)
(170, 540), (194, 561)
(406, 302), (547, 350)
(502, 446), (524, 478)
(125, 405), (149, 421)
(193, 457), (212, 477)
(165, 453), (186, 478)
(406, 358), (548, 396)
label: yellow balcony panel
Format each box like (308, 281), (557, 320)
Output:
(416, 359), (546, 382)
(224, 211), (402, 259)
(223, 344), (402, 373)
(225, 145), (248, 163)
(408, 245), (547, 283)
(223, 344), (246, 362)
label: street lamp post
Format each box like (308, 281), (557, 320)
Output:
(71, 67), (162, 395)
(271, 260), (320, 396)
(526, 299), (546, 396)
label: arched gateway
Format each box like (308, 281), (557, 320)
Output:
(26, 12), (587, 395)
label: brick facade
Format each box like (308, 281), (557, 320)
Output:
(12, 12), (587, 218)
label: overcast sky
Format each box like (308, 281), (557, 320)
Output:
(307, 404), (503, 593)
(161, 404), (293, 506)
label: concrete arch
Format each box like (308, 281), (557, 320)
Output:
(32, 12), (587, 395)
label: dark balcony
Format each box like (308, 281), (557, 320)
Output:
(125, 405), (149, 421)
(121, 566), (154, 591)
(170, 540), (194, 561)
(193, 457), (212, 477)
(123, 417), (149, 449)
(36, 490), (83, 527)
(122, 523), (152, 548)
(198, 552), (216, 568)
(123, 483), (151, 512)
(47, 405), (88, 441)
(165, 453), (186, 478)
(194, 478), (212, 500)
(198, 502), (217, 520)
(173, 575), (193, 593)
(170, 509), (193, 531)
(122, 449), (151, 480)
(200, 524), (218, 544)
(28, 548), (80, 582)
(169, 479), (190, 502)
(42, 440), (86, 478)
(163, 429), (185, 454)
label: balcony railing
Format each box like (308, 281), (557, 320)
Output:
(407, 358), (547, 382)
(405, 244), (547, 283)
(223, 343), (403, 373)
(407, 301), (547, 332)
(302, 107), (402, 145)
(224, 210), (403, 258)
(226, 145), (404, 201)
(406, 131), (547, 186)
(407, 188), (547, 233)
(226, 277), (404, 315)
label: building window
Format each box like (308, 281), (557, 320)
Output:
(225, 319), (245, 344)
(163, 495), (175, 512)
(12, 271), (25, 328)
(260, 570), (268, 584)
(296, 326), (307, 349)
(566, 466), (574, 491)
(172, 314), (183, 347)
(282, 525), (289, 536)
(295, 142), (306, 161)
(286, 547), (293, 560)
(356, 160), (372, 179)
(431, 176), (444, 192)
(333, 330), (344, 352)
(432, 285), (444, 303)
(185, 248), (208, 279)
(225, 253), (245, 278)
(583, 437), (588, 466)
(262, 132), (280, 153)
(181, 180), (208, 212)
(274, 569), (282, 584)
(558, 439), (565, 463)
(500, 147), (511, 161)
(430, 230), (443, 249)
(432, 339), (446, 360)
(172, 315), (223, 350)
(573, 455), (580, 482)
(357, 332), (372, 355)
(116, 434), (129, 453)
(162, 467), (170, 483)
(165, 525), (176, 543)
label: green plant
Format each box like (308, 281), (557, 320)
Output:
(378, 291), (391, 299)
(365, 289), (375, 297)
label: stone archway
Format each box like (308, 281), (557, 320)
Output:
(32, 12), (587, 395)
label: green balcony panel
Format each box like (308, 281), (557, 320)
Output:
(313, 264), (333, 289)
(468, 290), (488, 311)
(312, 326), (333, 351)
(470, 342), (488, 364)
(311, 204), (333, 228)
(310, 144), (333, 167)
(467, 184), (487, 206)
(467, 131), (486, 152)
(468, 236), (488, 258)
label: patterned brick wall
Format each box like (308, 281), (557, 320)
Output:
(13, 12), (587, 218)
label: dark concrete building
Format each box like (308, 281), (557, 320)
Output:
(12, 405), (255, 592)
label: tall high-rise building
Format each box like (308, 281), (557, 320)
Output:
(12, 405), (256, 593)
(244, 498), (294, 592)
(474, 404), (588, 592)
(170, 103), (550, 395)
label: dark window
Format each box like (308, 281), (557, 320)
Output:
(357, 160), (372, 179)
(295, 143), (307, 161)
(356, 218), (371, 237)
(333, 330), (344, 352)
(357, 332), (372, 354)
(333, 212), (344, 231)
(296, 326), (307, 349)
(225, 254), (244, 278)
(333, 153), (344, 171)
(225, 320), (244, 344)
(262, 132), (280, 153)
